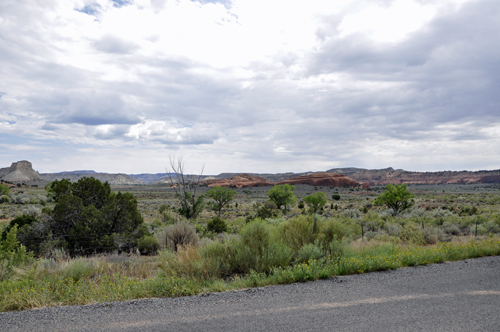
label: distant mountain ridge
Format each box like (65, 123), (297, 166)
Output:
(325, 167), (500, 185)
(127, 173), (175, 183)
(3, 160), (500, 186)
(40, 171), (142, 185)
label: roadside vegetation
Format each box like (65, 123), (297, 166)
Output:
(1, 176), (500, 312)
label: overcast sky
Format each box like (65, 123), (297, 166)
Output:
(1, 0), (499, 175)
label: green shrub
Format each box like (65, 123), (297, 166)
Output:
(41, 206), (52, 215)
(279, 215), (315, 252)
(295, 243), (323, 264)
(1, 214), (38, 241)
(332, 194), (340, 201)
(237, 220), (292, 273)
(342, 208), (361, 220)
(365, 231), (379, 241)
(264, 201), (278, 210)
(0, 195), (9, 204)
(423, 226), (447, 244)
(159, 204), (170, 214)
(256, 204), (278, 219)
(459, 206), (478, 216)
(317, 218), (345, 252)
(484, 221), (500, 234)
(138, 235), (160, 255)
(400, 223), (424, 245)
(62, 258), (94, 282)
(207, 217), (228, 234)
(327, 238), (345, 261)
(150, 219), (163, 230)
(442, 223), (461, 236)
(0, 184), (9, 196)
(385, 222), (401, 237)
(161, 210), (176, 224)
(201, 237), (240, 277)
(0, 226), (32, 281)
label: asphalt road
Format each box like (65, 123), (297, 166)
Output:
(1, 256), (499, 332)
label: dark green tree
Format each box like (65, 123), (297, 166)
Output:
(47, 177), (147, 255)
(206, 186), (237, 217)
(266, 184), (297, 211)
(45, 178), (72, 202)
(373, 183), (415, 215)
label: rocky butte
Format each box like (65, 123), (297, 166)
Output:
(0, 160), (42, 182)
(278, 172), (359, 187)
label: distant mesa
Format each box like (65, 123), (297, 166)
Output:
(201, 174), (274, 188)
(278, 172), (359, 187)
(0, 160), (42, 182)
(41, 171), (142, 185)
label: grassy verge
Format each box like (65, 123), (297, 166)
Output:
(1, 237), (499, 312)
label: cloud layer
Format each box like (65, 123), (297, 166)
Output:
(0, 0), (499, 174)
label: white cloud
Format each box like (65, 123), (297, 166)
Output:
(1, 0), (498, 174)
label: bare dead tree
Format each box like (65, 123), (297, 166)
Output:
(167, 156), (205, 219)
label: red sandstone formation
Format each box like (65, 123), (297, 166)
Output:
(278, 172), (359, 187)
(201, 174), (274, 188)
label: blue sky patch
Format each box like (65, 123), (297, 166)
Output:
(111, 0), (132, 8)
(76, 4), (100, 16)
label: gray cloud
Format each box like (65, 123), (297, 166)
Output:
(93, 35), (140, 54)
(304, 0), (500, 141)
(41, 123), (58, 131)
(1, 0), (499, 173)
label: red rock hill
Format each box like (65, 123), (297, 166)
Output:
(201, 174), (274, 188)
(278, 172), (359, 187)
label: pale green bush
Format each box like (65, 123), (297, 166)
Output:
(279, 215), (315, 252)
(385, 222), (401, 237)
(295, 243), (323, 264)
(342, 208), (361, 220)
(400, 223), (424, 245)
(317, 218), (345, 252)
(237, 220), (292, 273)
(423, 226), (447, 245)
(442, 223), (461, 236)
